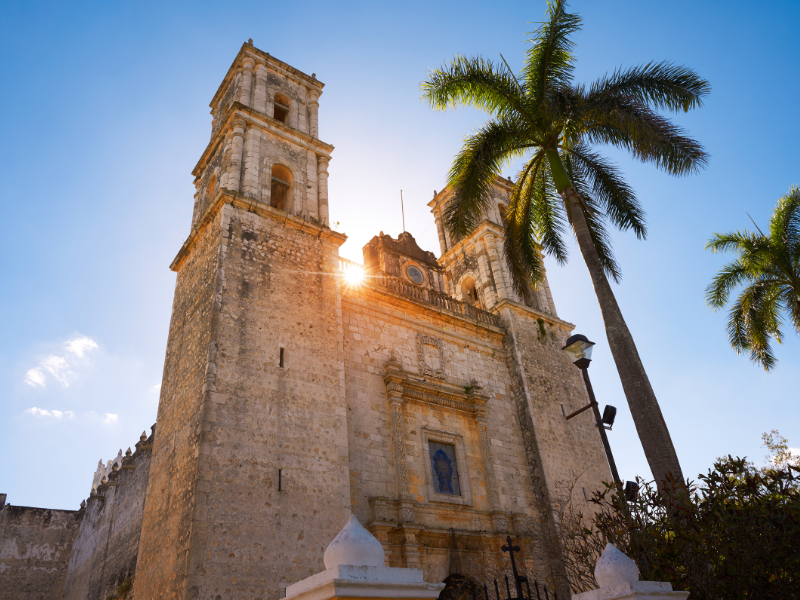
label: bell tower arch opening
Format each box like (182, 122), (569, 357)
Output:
(270, 163), (293, 211)
(273, 92), (290, 123)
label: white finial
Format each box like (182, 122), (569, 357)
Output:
(595, 543), (639, 587)
(323, 515), (385, 569)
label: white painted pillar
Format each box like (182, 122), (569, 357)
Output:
(239, 59), (254, 106)
(317, 155), (330, 225)
(227, 120), (246, 193)
(253, 64), (268, 113)
(242, 127), (261, 199)
(308, 89), (320, 138)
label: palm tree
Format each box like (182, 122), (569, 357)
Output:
(706, 187), (800, 371)
(421, 0), (709, 487)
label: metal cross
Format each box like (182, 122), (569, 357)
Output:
(501, 536), (526, 600)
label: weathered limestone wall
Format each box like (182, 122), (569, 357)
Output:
(61, 431), (153, 600)
(138, 196), (351, 600)
(500, 304), (609, 503)
(0, 495), (81, 600)
(134, 202), (224, 599)
(340, 287), (548, 584)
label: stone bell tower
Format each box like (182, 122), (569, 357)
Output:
(135, 41), (351, 600)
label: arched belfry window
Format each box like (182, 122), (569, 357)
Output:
(273, 93), (290, 124)
(461, 276), (480, 308)
(270, 164), (292, 211)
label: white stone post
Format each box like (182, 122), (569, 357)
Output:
(308, 89), (320, 138)
(242, 127), (261, 199)
(239, 58), (254, 106)
(284, 516), (444, 600)
(227, 120), (246, 193)
(317, 155), (330, 226)
(254, 64), (268, 113)
(572, 544), (689, 600)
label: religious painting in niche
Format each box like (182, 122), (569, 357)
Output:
(429, 441), (461, 495)
(417, 333), (446, 379)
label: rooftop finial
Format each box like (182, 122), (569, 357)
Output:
(140, 431), (147, 442)
(248, 38), (253, 44)
(125, 447), (132, 457)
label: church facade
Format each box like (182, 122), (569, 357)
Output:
(0, 42), (609, 600)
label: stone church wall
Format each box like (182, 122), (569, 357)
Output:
(61, 430), (153, 600)
(0, 495), (81, 600)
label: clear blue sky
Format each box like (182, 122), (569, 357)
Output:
(1, 0), (798, 509)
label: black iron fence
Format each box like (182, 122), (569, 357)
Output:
(475, 536), (558, 600)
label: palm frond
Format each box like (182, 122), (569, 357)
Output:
(770, 186), (800, 250)
(522, 0), (581, 102)
(566, 143), (646, 238)
(705, 260), (750, 309)
(588, 61), (710, 112)
(444, 116), (534, 238)
(504, 156), (547, 296)
(422, 55), (530, 118)
(727, 281), (783, 371)
(578, 92), (708, 176)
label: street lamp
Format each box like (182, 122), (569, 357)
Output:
(562, 334), (623, 491)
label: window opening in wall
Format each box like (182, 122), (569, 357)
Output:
(498, 203), (508, 226)
(270, 164), (293, 211)
(273, 93), (290, 123)
(278, 468), (283, 491)
(461, 277), (480, 307)
(429, 441), (461, 496)
(279, 347), (284, 368)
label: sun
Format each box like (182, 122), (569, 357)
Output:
(344, 265), (365, 286)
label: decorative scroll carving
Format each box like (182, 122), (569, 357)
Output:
(402, 507), (415, 524)
(417, 333), (446, 379)
(478, 421), (501, 508)
(391, 402), (411, 495)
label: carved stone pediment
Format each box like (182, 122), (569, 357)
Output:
(383, 355), (488, 414)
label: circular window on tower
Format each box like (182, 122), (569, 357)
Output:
(405, 264), (425, 285)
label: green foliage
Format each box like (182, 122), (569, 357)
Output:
(705, 187), (800, 370)
(559, 434), (800, 598)
(421, 0), (709, 294)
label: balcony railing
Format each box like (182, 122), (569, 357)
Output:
(338, 258), (501, 328)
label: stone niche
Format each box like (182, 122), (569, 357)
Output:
(362, 231), (446, 293)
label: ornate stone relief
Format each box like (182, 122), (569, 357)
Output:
(391, 401), (411, 495)
(417, 333), (446, 379)
(478, 421), (502, 509)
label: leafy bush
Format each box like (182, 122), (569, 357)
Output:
(563, 458), (800, 599)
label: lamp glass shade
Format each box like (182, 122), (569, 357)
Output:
(563, 335), (595, 364)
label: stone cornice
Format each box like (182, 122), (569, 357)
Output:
(494, 298), (575, 331)
(210, 42), (324, 109)
(170, 189), (347, 272)
(192, 103), (334, 178)
(427, 177), (514, 210)
(383, 356), (489, 415)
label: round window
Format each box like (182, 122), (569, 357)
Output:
(406, 265), (424, 285)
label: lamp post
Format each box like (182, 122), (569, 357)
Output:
(562, 334), (623, 492)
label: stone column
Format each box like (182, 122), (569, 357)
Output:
(308, 89), (320, 138)
(388, 391), (410, 497)
(317, 155), (330, 226)
(476, 251), (498, 308)
(227, 120), (246, 193)
(434, 209), (447, 255)
(219, 132), (233, 190)
(254, 64), (268, 113)
(242, 127), (261, 199)
(475, 413), (502, 511)
(239, 58), (254, 106)
(484, 234), (509, 300)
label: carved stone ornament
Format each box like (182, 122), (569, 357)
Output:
(417, 333), (446, 379)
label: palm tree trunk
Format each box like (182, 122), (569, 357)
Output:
(545, 152), (684, 488)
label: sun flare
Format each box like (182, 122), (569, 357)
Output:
(344, 265), (365, 286)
